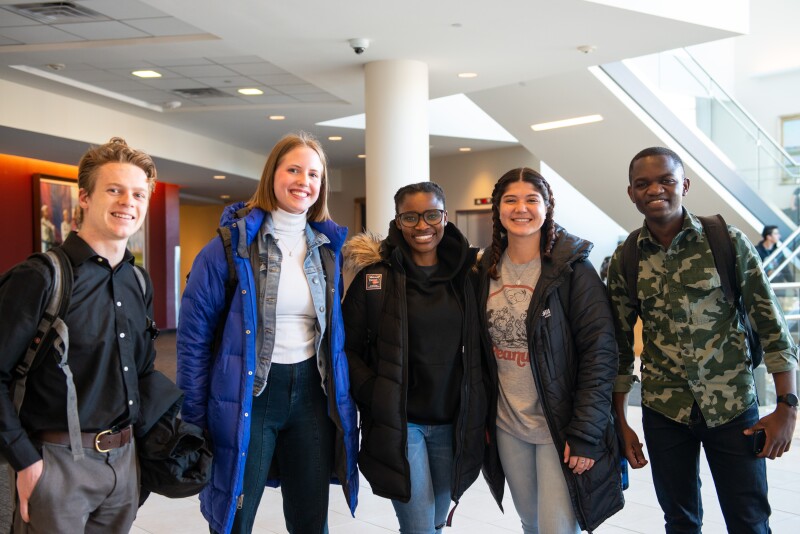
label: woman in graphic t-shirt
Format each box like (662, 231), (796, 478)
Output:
(476, 167), (623, 533)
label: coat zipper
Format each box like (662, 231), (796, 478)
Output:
(526, 277), (591, 531)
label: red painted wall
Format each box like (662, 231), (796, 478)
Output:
(0, 153), (180, 329)
(0, 154), (78, 272)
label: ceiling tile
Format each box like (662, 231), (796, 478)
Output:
(0, 34), (22, 45)
(190, 76), (261, 88)
(236, 94), (299, 105)
(251, 73), (305, 86)
(190, 96), (248, 106)
(228, 62), (287, 76)
(78, 0), (169, 19)
(278, 84), (326, 95)
(123, 17), (205, 37)
(210, 55), (265, 65)
(149, 57), (214, 68)
(51, 21), (150, 40)
(0, 25), (83, 44)
(168, 64), (239, 78)
(293, 93), (345, 103)
(0, 9), (40, 27)
(141, 77), (208, 90)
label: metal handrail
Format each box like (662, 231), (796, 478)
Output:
(680, 50), (799, 168)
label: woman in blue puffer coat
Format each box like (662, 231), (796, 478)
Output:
(177, 132), (358, 534)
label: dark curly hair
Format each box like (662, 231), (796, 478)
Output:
(487, 167), (556, 280)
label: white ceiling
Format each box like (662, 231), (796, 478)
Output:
(0, 0), (740, 202)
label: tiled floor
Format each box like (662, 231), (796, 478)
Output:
(133, 405), (800, 534)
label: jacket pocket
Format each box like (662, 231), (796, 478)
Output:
(682, 268), (724, 325)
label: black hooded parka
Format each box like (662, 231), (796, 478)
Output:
(342, 221), (487, 509)
(477, 225), (624, 532)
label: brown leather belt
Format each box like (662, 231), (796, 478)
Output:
(35, 426), (132, 453)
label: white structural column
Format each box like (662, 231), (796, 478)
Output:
(364, 60), (430, 233)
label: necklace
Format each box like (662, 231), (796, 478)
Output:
(280, 235), (304, 257)
(504, 251), (539, 285)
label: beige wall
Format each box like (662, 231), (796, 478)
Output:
(328, 166), (367, 237)
(431, 146), (539, 212)
(179, 204), (225, 295)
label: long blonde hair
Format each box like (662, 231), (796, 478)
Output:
(247, 132), (330, 221)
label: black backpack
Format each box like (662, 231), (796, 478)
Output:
(4, 247), (151, 460)
(620, 214), (764, 368)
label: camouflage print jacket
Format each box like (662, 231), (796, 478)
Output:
(607, 210), (798, 427)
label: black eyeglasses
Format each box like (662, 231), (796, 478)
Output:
(396, 209), (445, 228)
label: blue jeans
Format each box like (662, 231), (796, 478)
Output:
(642, 403), (770, 534)
(391, 423), (454, 534)
(231, 358), (334, 534)
(496, 427), (579, 534)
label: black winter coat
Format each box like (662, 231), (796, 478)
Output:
(477, 225), (624, 532)
(342, 222), (487, 506)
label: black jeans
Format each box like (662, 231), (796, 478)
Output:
(642, 403), (770, 534)
(230, 358), (334, 534)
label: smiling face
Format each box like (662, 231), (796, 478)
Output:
(498, 179), (547, 242)
(396, 191), (447, 266)
(628, 154), (689, 227)
(272, 146), (322, 214)
(79, 162), (149, 244)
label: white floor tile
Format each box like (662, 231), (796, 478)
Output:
(131, 405), (800, 534)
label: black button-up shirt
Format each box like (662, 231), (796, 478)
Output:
(0, 233), (156, 471)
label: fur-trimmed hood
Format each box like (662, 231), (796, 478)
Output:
(342, 230), (384, 274)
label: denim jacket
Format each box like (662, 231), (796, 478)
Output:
(253, 212), (330, 395)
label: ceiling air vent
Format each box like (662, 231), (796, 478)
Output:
(7, 2), (110, 24)
(172, 88), (230, 98)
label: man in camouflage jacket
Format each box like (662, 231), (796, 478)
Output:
(607, 147), (798, 533)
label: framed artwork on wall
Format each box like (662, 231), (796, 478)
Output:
(782, 114), (800, 165)
(33, 174), (79, 253)
(32, 173), (147, 266)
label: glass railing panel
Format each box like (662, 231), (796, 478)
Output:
(623, 49), (799, 221)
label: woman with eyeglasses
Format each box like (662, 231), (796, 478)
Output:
(477, 168), (623, 533)
(342, 182), (486, 533)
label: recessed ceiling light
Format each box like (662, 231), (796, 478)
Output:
(531, 114), (603, 131)
(459, 147), (472, 152)
(357, 154), (366, 159)
(132, 70), (161, 78)
(213, 175), (226, 180)
(238, 88), (263, 96)
(328, 136), (342, 141)
(269, 115), (285, 120)
(458, 72), (478, 79)
(220, 194), (231, 200)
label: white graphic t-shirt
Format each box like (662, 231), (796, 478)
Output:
(487, 255), (552, 444)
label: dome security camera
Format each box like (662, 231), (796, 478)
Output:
(349, 38), (370, 55)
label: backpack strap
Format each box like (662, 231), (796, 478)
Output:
(621, 228), (642, 315)
(132, 264), (147, 297)
(210, 225), (237, 356)
(14, 248), (84, 461)
(13, 249), (72, 412)
(697, 215), (738, 304)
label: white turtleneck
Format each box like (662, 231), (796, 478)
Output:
(271, 208), (316, 364)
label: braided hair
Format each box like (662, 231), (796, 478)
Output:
(487, 167), (556, 280)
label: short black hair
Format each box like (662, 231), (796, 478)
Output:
(762, 225), (779, 239)
(393, 181), (446, 213)
(629, 147), (684, 183)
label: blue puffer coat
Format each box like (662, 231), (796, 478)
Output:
(177, 203), (359, 534)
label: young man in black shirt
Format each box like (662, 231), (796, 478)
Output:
(0, 137), (158, 532)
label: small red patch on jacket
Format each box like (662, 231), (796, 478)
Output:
(366, 273), (382, 290)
